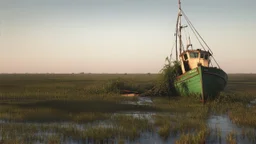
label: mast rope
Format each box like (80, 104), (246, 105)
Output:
(184, 28), (193, 50)
(182, 10), (211, 53)
(183, 28), (189, 49)
(170, 39), (176, 61)
(181, 9), (221, 68)
(181, 39), (185, 52)
(181, 10), (206, 51)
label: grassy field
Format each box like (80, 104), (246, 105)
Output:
(0, 73), (256, 143)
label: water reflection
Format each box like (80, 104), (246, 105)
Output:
(1, 98), (256, 144)
(207, 115), (255, 144)
(121, 96), (153, 106)
(2, 114), (254, 144)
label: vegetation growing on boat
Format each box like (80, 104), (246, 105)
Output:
(142, 57), (181, 96)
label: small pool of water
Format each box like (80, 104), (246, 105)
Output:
(207, 115), (255, 144)
(121, 96), (153, 106)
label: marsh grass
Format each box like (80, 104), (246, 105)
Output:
(0, 114), (152, 142)
(208, 91), (256, 128)
(1, 74), (256, 143)
(111, 115), (153, 139)
(228, 105), (256, 128)
(226, 130), (237, 144)
(243, 129), (256, 142)
(175, 128), (210, 144)
(47, 135), (61, 144)
(0, 100), (157, 122)
(153, 115), (172, 139)
(0, 74), (156, 102)
(211, 126), (222, 143)
(0, 73), (159, 122)
(152, 95), (209, 140)
(72, 112), (110, 123)
(59, 114), (152, 141)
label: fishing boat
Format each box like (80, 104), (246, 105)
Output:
(173, 0), (228, 101)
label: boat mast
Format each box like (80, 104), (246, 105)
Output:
(175, 0), (182, 61)
(178, 0), (182, 56)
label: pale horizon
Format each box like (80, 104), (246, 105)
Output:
(1, 0), (255, 74)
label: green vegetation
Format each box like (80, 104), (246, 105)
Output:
(0, 73), (256, 143)
(142, 58), (181, 96)
(175, 128), (210, 144)
(226, 130), (237, 144)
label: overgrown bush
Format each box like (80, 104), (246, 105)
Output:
(142, 57), (181, 97)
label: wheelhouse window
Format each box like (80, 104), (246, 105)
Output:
(204, 54), (209, 60)
(200, 53), (204, 58)
(189, 52), (199, 58)
(184, 54), (188, 60)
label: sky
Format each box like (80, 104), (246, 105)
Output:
(0, 0), (255, 73)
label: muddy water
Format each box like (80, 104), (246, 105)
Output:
(121, 96), (153, 106)
(247, 99), (256, 107)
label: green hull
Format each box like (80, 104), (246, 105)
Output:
(174, 66), (228, 100)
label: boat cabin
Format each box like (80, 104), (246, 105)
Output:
(179, 49), (211, 74)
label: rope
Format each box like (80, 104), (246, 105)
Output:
(170, 39), (177, 61)
(182, 11), (206, 51)
(181, 9), (221, 68)
(182, 9), (213, 54)
(181, 39), (185, 52)
(183, 28), (189, 49)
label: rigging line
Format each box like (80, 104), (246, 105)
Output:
(210, 61), (213, 67)
(180, 10), (205, 51)
(172, 26), (178, 58)
(183, 13), (206, 51)
(181, 9), (213, 54)
(183, 27), (193, 50)
(186, 25), (191, 39)
(170, 39), (176, 59)
(183, 27), (189, 49)
(181, 9), (221, 68)
(186, 26), (193, 50)
(210, 53), (221, 68)
(181, 39), (185, 52)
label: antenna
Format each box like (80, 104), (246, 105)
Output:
(187, 36), (192, 50)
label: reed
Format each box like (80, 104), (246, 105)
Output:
(226, 130), (237, 144)
(175, 128), (210, 144)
